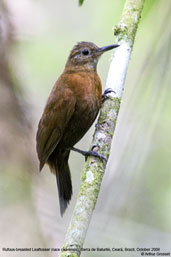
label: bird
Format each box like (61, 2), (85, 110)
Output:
(36, 41), (119, 215)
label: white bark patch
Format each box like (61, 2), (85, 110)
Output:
(106, 42), (131, 98)
(96, 131), (106, 141)
(85, 171), (94, 184)
(109, 108), (117, 118)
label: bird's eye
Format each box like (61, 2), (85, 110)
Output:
(81, 48), (90, 56)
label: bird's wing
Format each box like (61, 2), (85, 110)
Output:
(36, 85), (76, 170)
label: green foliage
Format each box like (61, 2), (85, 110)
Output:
(79, 0), (84, 6)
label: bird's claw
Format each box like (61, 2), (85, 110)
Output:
(102, 88), (116, 103)
(85, 150), (107, 163)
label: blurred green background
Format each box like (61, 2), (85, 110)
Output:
(0, 0), (170, 256)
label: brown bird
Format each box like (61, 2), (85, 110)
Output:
(36, 41), (119, 215)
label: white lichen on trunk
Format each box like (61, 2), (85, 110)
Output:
(106, 42), (131, 98)
(59, 0), (145, 256)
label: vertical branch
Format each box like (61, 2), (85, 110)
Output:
(60, 0), (145, 256)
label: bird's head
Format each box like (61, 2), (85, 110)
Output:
(65, 41), (119, 71)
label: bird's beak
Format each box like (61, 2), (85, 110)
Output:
(97, 43), (119, 55)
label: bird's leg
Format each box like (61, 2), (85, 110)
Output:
(102, 88), (116, 103)
(69, 147), (106, 163)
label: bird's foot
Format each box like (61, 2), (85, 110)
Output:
(102, 88), (115, 103)
(70, 147), (106, 163)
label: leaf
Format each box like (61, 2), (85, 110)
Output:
(79, 0), (84, 6)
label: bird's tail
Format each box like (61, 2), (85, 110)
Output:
(47, 149), (72, 216)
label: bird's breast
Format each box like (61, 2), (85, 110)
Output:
(72, 71), (102, 119)
(58, 70), (102, 147)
